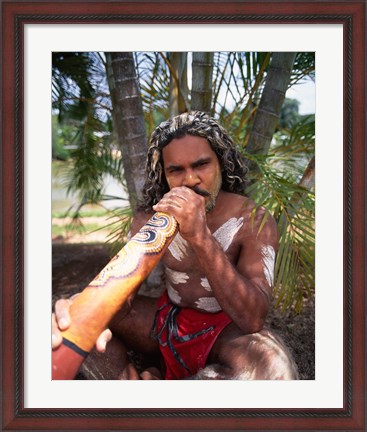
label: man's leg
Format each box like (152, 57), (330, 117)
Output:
(194, 324), (298, 380)
(81, 295), (161, 380)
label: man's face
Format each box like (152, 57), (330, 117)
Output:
(162, 135), (222, 212)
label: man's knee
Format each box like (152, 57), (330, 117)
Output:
(215, 330), (298, 380)
(191, 364), (228, 380)
(235, 331), (298, 380)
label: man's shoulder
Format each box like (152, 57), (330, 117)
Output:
(221, 191), (255, 215)
(222, 192), (276, 228)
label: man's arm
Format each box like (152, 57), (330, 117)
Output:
(153, 187), (278, 334)
(189, 209), (277, 334)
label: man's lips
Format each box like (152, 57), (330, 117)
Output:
(190, 185), (211, 197)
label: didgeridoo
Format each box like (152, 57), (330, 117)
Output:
(52, 212), (178, 380)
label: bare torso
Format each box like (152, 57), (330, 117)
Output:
(163, 198), (245, 311)
(133, 190), (271, 313)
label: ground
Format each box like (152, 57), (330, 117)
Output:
(52, 242), (315, 380)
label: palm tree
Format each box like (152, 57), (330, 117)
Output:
(191, 52), (214, 113)
(165, 52), (189, 116)
(246, 52), (297, 159)
(105, 52), (147, 212)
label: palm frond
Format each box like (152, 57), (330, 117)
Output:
(244, 152), (315, 312)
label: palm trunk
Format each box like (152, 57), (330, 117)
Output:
(298, 155), (315, 191)
(246, 52), (297, 159)
(167, 52), (189, 117)
(191, 52), (214, 113)
(286, 156), (315, 220)
(105, 52), (147, 212)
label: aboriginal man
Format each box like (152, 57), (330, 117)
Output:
(52, 111), (298, 380)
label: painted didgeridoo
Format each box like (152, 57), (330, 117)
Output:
(52, 212), (178, 380)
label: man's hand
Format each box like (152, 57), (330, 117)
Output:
(119, 365), (162, 380)
(152, 186), (210, 243)
(52, 295), (112, 352)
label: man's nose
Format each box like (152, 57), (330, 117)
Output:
(183, 169), (200, 187)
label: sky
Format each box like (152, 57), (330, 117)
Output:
(286, 77), (315, 115)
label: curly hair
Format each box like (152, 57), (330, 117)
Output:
(140, 111), (248, 211)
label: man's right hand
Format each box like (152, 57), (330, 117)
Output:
(52, 295), (112, 352)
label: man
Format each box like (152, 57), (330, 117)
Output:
(52, 111), (298, 380)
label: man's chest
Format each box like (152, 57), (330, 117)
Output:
(162, 216), (244, 270)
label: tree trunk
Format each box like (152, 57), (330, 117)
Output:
(286, 156), (315, 220)
(298, 155), (315, 191)
(246, 52), (297, 159)
(191, 52), (214, 113)
(105, 52), (147, 212)
(168, 52), (189, 117)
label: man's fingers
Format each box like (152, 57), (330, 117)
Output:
(119, 363), (141, 380)
(95, 328), (112, 353)
(153, 201), (182, 212)
(54, 298), (72, 330)
(140, 367), (162, 380)
(52, 295), (79, 350)
(51, 313), (63, 349)
(165, 190), (189, 202)
(161, 198), (183, 208)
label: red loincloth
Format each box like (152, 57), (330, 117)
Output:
(150, 291), (232, 379)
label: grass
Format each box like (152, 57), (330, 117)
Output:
(52, 208), (110, 218)
(52, 222), (106, 237)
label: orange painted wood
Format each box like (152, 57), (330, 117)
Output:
(52, 212), (177, 379)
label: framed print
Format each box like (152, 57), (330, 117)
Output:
(1, 1), (365, 430)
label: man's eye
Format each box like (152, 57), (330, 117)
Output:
(197, 161), (209, 167)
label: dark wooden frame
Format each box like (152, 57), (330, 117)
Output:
(1, 1), (365, 430)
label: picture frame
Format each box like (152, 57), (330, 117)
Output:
(1, 1), (365, 430)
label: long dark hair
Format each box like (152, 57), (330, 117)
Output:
(140, 111), (248, 211)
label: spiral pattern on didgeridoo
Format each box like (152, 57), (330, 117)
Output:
(88, 213), (177, 288)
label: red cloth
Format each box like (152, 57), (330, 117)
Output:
(151, 291), (232, 379)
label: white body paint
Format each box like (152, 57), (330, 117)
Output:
(195, 297), (222, 313)
(261, 245), (275, 286)
(167, 283), (182, 304)
(168, 217), (244, 261)
(200, 277), (212, 292)
(168, 232), (189, 261)
(165, 267), (189, 284)
(213, 217), (244, 252)
(165, 268), (188, 304)
(167, 217), (244, 312)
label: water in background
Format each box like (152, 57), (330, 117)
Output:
(52, 164), (129, 213)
